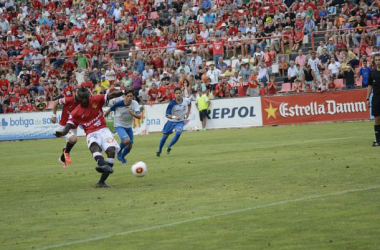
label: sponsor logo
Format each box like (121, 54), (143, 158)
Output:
(92, 103), (97, 109)
(208, 106), (256, 119)
(1, 116), (62, 128)
(264, 100), (367, 119)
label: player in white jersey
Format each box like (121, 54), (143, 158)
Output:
(104, 90), (141, 164)
(156, 87), (191, 157)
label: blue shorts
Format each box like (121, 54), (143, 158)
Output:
(162, 121), (184, 135)
(115, 127), (134, 145)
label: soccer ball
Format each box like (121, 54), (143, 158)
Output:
(131, 161), (148, 177)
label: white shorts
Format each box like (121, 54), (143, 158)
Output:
(57, 125), (77, 142)
(86, 127), (120, 153)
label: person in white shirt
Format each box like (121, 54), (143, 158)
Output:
(286, 60), (298, 83)
(105, 69), (116, 82)
(258, 62), (269, 85)
(29, 37), (40, 49)
(206, 63), (221, 89)
(245, 23), (256, 34)
(73, 40), (83, 52)
(97, 14), (105, 27)
(0, 17), (9, 32)
(327, 57), (341, 78)
(113, 3), (122, 22)
(308, 51), (322, 83)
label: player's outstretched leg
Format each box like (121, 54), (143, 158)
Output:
(58, 148), (69, 168)
(120, 128), (134, 163)
(157, 134), (169, 157)
(63, 135), (77, 163)
(167, 130), (181, 154)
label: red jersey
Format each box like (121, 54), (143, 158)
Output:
(211, 41), (224, 55)
(58, 96), (79, 128)
(81, 81), (93, 90)
(20, 104), (33, 112)
(148, 88), (159, 101)
(63, 85), (74, 97)
(158, 86), (166, 97)
(68, 95), (107, 134)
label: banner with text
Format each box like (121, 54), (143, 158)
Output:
(0, 111), (86, 141)
(143, 97), (263, 132)
(261, 89), (370, 125)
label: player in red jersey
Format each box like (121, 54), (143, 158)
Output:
(55, 88), (125, 188)
(51, 89), (80, 168)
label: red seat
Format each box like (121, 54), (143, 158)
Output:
(237, 86), (247, 97)
(278, 83), (293, 93)
(334, 79), (345, 89)
(355, 76), (362, 87)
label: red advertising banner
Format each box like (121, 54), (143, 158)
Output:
(261, 89), (370, 125)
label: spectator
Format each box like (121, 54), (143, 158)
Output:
(206, 63), (221, 90)
(328, 57), (342, 78)
(359, 60), (371, 88)
(267, 76), (278, 95)
(286, 61), (298, 83)
(344, 64), (356, 88)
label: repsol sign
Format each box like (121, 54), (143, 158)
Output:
(208, 106), (256, 119)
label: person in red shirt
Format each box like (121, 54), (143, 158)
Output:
(266, 76), (278, 95)
(9, 92), (19, 108)
(52, 89), (81, 168)
(48, 65), (60, 80)
(0, 76), (9, 93)
(63, 84), (74, 97)
(211, 39), (224, 66)
(150, 53), (164, 74)
(214, 80), (227, 98)
(228, 23), (238, 36)
(55, 88), (125, 187)
(19, 101), (33, 112)
(2, 103), (13, 113)
(147, 83), (159, 103)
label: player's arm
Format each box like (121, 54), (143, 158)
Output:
(129, 109), (141, 119)
(106, 90), (125, 101)
(55, 123), (74, 137)
(186, 100), (191, 119)
(104, 108), (111, 117)
(51, 99), (60, 124)
(367, 85), (373, 107)
(165, 101), (181, 120)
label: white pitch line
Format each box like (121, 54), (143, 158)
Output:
(37, 185), (380, 250)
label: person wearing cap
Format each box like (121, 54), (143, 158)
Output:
(100, 75), (109, 90)
(351, 15), (367, 47)
(206, 63), (221, 90)
(326, 37), (337, 55)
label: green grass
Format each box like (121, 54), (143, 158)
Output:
(1, 121), (380, 250)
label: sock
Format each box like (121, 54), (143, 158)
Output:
(105, 158), (114, 168)
(60, 148), (65, 162)
(158, 135), (168, 153)
(65, 141), (75, 153)
(119, 141), (126, 152)
(93, 152), (106, 166)
(98, 172), (110, 184)
(168, 131), (181, 148)
(122, 147), (131, 157)
(375, 125), (380, 142)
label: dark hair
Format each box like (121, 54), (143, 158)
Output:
(174, 87), (182, 93)
(123, 90), (133, 96)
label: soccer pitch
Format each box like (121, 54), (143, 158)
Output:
(1, 121), (380, 250)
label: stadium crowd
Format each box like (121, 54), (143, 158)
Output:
(0, 0), (377, 114)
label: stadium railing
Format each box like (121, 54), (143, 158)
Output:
(310, 25), (380, 51)
(4, 36), (286, 66)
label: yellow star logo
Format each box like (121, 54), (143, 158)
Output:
(265, 103), (278, 119)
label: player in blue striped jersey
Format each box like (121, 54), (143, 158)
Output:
(104, 90), (141, 164)
(156, 87), (191, 157)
